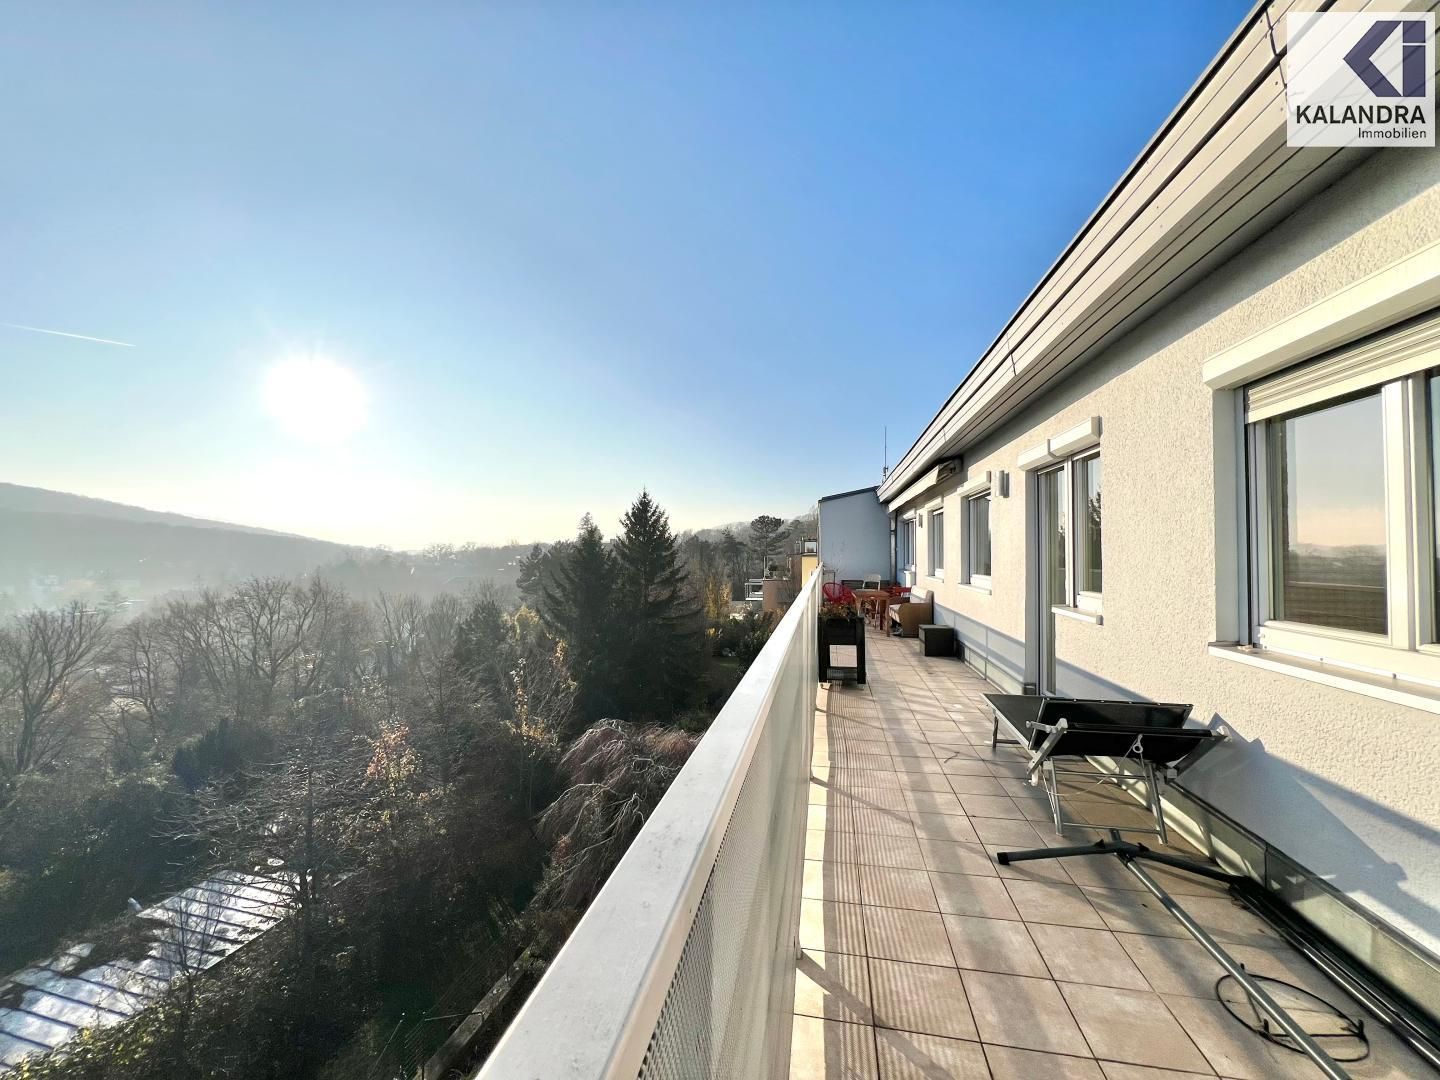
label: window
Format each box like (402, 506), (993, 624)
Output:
(1037, 450), (1102, 614)
(964, 492), (992, 588)
(897, 516), (916, 577)
(1243, 310), (1440, 684)
(1076, 454), (1102, 597)
(1266, 394), (1386, 635)
(929, 509), (945, 577)
(1431, 375), (1440, 640)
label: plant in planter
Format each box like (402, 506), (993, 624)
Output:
(818, 584), (865, 684)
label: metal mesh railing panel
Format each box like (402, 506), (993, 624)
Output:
(638, 584), (815, 1080)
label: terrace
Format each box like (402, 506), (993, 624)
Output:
(477, 573), (1429, 1079)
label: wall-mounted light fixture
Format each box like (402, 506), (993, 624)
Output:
(996, 470), (1011, 498)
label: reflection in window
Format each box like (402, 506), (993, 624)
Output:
(899, 518), (915, 570)
(1077, 456), (1102, 594)
(1434, 376), (1440, 640)
(966, 495), (990, 579)
(931, 510), (945, 572)
(1268, 392), (1386, 635)
(1041, 468), (1067, 607)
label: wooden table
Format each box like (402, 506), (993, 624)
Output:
(853, 589), (893, 628)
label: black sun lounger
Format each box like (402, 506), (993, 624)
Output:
(986, 702), (1357, 1078)
(985, 693), (1222, 842)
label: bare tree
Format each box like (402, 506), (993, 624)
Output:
(102, 615), (177, 758)
(500, 641), (572, 815)
(373, 591), (426, 698)
(161, 577), (356, 723)
(177, 722), (365, 968)
(151, 876), (254, 1077)
(370, 592), (481, 787)
(284, 577), (368, 701)
(0, 601), (112, 792)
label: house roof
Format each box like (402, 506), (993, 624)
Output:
(818, 485), (879, 504)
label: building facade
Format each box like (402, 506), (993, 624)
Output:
(876, 14), (1440, 1017)
(817, 486), (890, 584)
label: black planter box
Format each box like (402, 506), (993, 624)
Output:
(819, 615), (866, 684)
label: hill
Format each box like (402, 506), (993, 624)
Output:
(0, 484), (545, 613)
(0, 485), (812, 613)
(0, 483), (303, 537)
(0, 486), (358, 609)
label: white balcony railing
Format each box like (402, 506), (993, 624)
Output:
(476, 571), (820, 1080)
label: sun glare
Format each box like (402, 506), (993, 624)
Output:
(262, 355), (368, 442)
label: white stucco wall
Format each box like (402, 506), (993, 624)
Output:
(901, 148), (1440, 957)
(819, 489), (890, 584)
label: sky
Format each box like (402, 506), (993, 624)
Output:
(0, 1), (1251, 550)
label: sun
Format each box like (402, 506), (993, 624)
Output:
(261, 354), (368, 442)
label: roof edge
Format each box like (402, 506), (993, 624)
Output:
(818, 485), (880, 504)
(876, 0), (1290, 502)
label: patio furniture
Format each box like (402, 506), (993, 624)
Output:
(853, 588), (892, 627)
(984, 693), (1221, 842)
(984, 701), (1352, 1076)
(997, 829), (1351, 1080)
(818, 610), (865, 684)
(918, 623), (954, 657)
(887, 587), (931, 637)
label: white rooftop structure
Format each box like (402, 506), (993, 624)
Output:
(0, 872), (292, 1072)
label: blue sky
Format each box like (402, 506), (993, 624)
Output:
(0, 2), (1249, 548)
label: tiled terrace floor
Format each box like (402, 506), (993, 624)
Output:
(791, 634), (1431, 1080)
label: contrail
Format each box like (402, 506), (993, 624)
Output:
(3, 322), (136, 347)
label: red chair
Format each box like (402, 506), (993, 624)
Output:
(823, 582), (856, 605)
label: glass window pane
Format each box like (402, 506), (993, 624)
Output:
(968, 496), (991, 577)
(1433, 376), (1440, 640)
(1268, 392), (1386, 635)
(1041, 469), (1067, 606)
(1077, 456), (1102, 594)
(932, 511), (945, 571)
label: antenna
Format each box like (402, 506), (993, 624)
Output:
(882, 426), (889, 479)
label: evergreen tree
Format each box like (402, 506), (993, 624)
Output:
(679, 534), (717, 581)
(747, 514), (790, 577)
(718, 528), (745, 597)
(515, 544), (548, 609)
(612, 492), (703, 723)
(454, 593), (509, 703)
(541, 516), (616, 727)
(517, 542), (571, 612)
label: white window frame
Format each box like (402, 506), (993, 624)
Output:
(1245, 366), (1440, 686)
(1201, 264), (1440, 705)
(962, 490), (992, 591)
(928, 507), (945, 580)
(1036, 450), (1103, 616)
(1073, 452), (1102, 613)
(898, 514), (917, 581)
